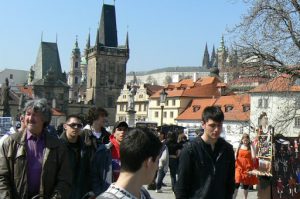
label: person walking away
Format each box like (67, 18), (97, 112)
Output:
(0, 98), (72, 198)
(166, 131), (181, 192)
(97, 128), (162, 199)
(156, 131), (169, 193)
(175, 106), (235, 199)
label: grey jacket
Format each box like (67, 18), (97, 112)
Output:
(0, 130), (72, 199)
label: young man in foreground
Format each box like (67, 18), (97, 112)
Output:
(98, 128), (162, 199)
(175, 106), (235, 199)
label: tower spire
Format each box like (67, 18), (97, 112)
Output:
(86, 29), (91, 49)
(75, 35), (78, 48)
(125, 31), (129, 49)
(202, 43), (210, 68)
(95, 27), (100, 46)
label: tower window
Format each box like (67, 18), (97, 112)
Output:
(75, 76), (78, 84)
(75, 62), (79, 68)
(9, 74), (13, 79)
(107, 96), (114, 108)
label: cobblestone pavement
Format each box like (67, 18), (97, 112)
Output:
(146, 173), (258, 199)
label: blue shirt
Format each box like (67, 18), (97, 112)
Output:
(25, 130), (45, 196)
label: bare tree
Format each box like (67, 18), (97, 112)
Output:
(164, 75), (172, 85)
(230, 0), (300, 77)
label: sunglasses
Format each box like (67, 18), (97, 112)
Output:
(67, 123), (83, 129)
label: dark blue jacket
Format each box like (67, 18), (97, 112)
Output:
(81, 128), (112, 196)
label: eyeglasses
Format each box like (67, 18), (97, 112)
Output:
(66, 123), (83, 129)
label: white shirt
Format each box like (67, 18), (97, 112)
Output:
(100, 184), (149, 199)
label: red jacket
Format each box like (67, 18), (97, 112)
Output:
(109, 135), (121, 182)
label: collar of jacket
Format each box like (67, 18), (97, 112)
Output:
(14, 128), (61, 149)
(60, 131), (83, 147)
(197, 136), (227, 160)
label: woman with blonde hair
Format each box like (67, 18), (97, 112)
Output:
(233, 133), (258, 199)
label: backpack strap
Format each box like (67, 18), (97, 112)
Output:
(141, 187), (151, 199)
(96, 192), (119, 199)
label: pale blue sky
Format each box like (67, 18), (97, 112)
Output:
(0, 0), (247, 73)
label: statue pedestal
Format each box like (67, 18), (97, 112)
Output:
(126, 110), (136, 127)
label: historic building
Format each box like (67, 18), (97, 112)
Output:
(64, 3), (129, 124)
(27, 41), (69, 112)
(126, 66), (210, 86)
(68, 37), (87, 103)
(148, 76), (230, 125)
(249, 75), (300, 136)
(115, 83), (163, 123)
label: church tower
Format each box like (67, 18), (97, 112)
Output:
(85, 3), (129, 124)
(68, 37), (82, 102)
(31, 41), (69, 112)
(217, 36), (227, 69)
(202, 43), (210, 68)
(210, 45), (217, 67)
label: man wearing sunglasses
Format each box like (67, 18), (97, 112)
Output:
(108, 121), (129, 182)
(60, 114), (88, 199)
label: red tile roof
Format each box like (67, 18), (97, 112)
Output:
(250, 75), (300, 93)
(176, 98), (217, 121)
(52, 108), (65, 116)
(176, 94), (250, 122)
(18, 85), (33, 98)
(150, 77), (222, 99)
(229, 77), (269, 85)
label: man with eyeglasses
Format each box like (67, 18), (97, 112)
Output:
(108, 121), (128, 182)
(60, 114), (89, 199)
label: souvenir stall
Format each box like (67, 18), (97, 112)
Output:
(272, 135), (300, 199)
(249, 112), (300, 199)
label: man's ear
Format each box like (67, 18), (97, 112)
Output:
(20, 115), (24, 122)
(63, 124), (67, 130)
(201, 121), (206, 129)
(143, 157), (153, 169)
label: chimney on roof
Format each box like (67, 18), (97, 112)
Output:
(218, 87), (226, 96)
(193, 73), (199, 82)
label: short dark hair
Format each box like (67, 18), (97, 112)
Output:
(202, 106), (224, 123)
(66, 114), (82, 123)
(120, 128), (162, 173)
(87, 107), (108, 125)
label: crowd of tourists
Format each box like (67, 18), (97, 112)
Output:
(0, 98), (264, 199)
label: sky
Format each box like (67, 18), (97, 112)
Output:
(0, 0), (248, 73)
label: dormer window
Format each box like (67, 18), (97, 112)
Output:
(243, 105), (250, 112)
(192, 105), (200, 112)
(225, 105), (233, 112)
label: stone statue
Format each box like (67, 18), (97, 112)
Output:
(1, 78), (11, 116)
(128, 87), (136, 111)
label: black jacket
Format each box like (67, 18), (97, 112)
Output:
(175, 136), (235, 199)
(60, 132), (90, 199)
(81, 128), (112, 195)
